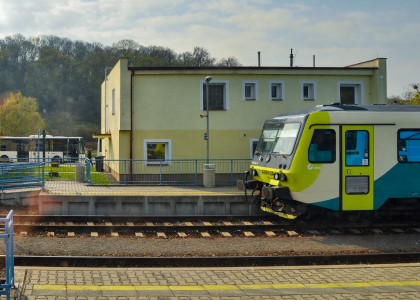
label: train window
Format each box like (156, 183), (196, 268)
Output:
(308, 129), (336, 163)
(1, 144), (6, 151)
(398, 130), (420, 162)
(345, 130), (369, 166)
(256, 122), (300, 155)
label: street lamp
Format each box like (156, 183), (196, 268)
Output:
(205, 76), (212, 164)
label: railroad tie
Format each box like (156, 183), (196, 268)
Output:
(91, 232), (98, 237)
(243, 231), (254, 237)
(178, 232), (187, 238)
(221, 232), (232, 237)
(157, 232), (167, 238)
(135, 232), (144, 238)
(47, 232), (55, 237)
(265, 231), (276, 237)
(201, 232), (211, 238)
(127, 222), (134, 226)
(287, 231), (298, 237)
(68, 232), (75, 237)
(111, 232), (119, 237)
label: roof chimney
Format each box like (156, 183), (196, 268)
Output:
(258, 51), (261, 67)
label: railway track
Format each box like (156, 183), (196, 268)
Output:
(12, 215), (420, 238)
(2, 252), (420, 268)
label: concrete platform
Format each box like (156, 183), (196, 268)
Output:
(0, 181), (257, 216)
(13, 263), (420, 299)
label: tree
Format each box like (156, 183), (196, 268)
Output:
(408, 84), (420, 105)
(0, 91), (46, 136)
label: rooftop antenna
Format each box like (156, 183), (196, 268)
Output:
(290, 49), (294, 67)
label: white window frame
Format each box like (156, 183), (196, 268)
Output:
(301, 81), (317, 101)
(242, 80), (258, 101)
(250, 138), (259, 159)
(269, 80), (285, 101)
(200, 80), (229, 110)
(143, 139), (172, 165)
(337, 81), (364, 104)
(111, 88), (116, 115)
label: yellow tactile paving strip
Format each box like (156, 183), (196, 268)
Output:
(33, 280), (420, 291)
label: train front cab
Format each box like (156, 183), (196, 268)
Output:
(239, 111), (377, 219)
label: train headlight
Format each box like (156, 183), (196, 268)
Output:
(279, 173), (287, 182)
(274, 173), (280, 180)
(252, 169), (258, 177)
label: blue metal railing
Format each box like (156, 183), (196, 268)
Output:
(1, 162), (45, 192)
(0, 210), (14, 300)
(86, 158), (251, 185)
(0, 158), (251, 187)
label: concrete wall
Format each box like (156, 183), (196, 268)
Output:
(38, 194), (259, 216)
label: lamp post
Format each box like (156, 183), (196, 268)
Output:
(205, 76), (212, 164)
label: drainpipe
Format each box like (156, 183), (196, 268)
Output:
(130, 70), (134, 182)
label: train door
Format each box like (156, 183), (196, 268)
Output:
(341, 125), (374, 210)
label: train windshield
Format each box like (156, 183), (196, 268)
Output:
(256, 122), (301, 155)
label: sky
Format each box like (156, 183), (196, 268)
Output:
(0, 0), (418, 98)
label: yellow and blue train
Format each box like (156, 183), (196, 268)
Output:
(238, 104), (420, 219)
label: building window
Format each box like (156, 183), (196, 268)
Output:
(308, 129), (336, 163)
(301, 81), (316, 101)
(144, 139), (172, 164)
(201, 80), (229, 110)
(111, 88), (116, 115)
(242, 81), (258, 100)
(269, 81), (285, 101)
(398, 130), (420, 163)
(250, 138), (259, 159)
(338, 82), (363, 104)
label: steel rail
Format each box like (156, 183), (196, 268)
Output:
(2, 252), (420, 268)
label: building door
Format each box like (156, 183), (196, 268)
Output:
(341, 126), (374, 210)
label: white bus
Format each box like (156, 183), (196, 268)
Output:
(0, 135), (85, 162)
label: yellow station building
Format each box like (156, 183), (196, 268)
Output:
(98, 57), (386, 166)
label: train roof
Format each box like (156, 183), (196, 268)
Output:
(267, 104), (420, 121)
